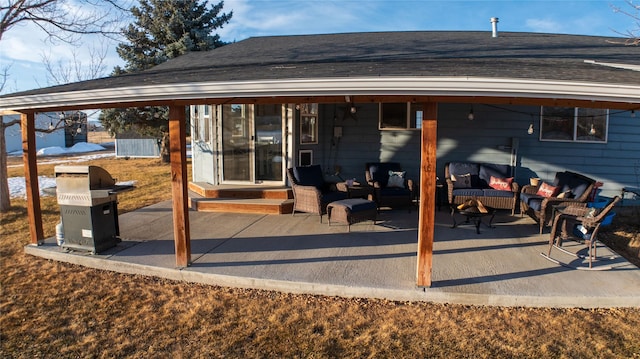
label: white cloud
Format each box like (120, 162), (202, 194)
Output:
(525, 18), (564, 33)
(218, 0), (381, 40)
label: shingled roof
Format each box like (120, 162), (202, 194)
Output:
(2, 31), (639, 111)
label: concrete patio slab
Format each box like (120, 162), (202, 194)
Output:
(25, 202), (640, 308)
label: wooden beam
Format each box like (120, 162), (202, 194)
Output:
(169, 105), (191, 267)
(416, 102), (438, 287)
(21, 112), (44, 245)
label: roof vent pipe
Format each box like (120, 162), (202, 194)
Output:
(490, 17), (499, 37)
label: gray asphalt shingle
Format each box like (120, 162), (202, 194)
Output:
(3, 31), (639, 98)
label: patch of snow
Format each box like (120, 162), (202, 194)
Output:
(8, 142), (108, 157)
(115, 180), (137, 187)
(35, 142), (106, 156)
(8, 143), (115, 168)
(36, 147), (67, 156)
(8, 176), (57, 198)
(69, 142), (107, 153)
(7, 141), (120, 197)
(9, 176), (138, 198)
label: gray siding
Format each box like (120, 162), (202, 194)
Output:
(307, 103), (639, 205)
(189, 102), (639, 205)
(309, 103), (422, 184)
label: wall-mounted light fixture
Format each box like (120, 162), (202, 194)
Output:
(527, 123), (534, 135)
(467, 106), (474, 121)
(631, 109), (636, 118)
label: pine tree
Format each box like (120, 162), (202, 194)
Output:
(100, 0), (232, 162)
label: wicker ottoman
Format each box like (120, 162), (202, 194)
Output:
(327, 198), (377, 232)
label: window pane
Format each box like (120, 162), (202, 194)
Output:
(577, 108), (607, 142)
(256, 104), (283, 181)
(380, 103), (408, 129)
(222, 104), (250, 181)
(410, 103), (423, 129)
(299, 103), (318, 144)
(541, 106), (574, 140)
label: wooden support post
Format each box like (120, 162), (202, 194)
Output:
(169, 105), (191, 267)
(21, 112), (44, 245)
(416, 103), (438, 287)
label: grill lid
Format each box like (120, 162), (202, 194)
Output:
(54, 165), (134, 206)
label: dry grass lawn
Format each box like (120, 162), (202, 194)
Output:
(2, 153), (640, 358)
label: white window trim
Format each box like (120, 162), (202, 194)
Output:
(539, 106), (609, 143)
(378, 102), (422, 130)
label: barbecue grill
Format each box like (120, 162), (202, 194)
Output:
(55, 165), (134, 253)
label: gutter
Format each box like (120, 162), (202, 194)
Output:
(2, 76), (639, 112)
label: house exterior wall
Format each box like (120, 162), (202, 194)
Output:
(3, 113), (65, 154)
(517, 109), (640, 204)
(303, 103), (422, 184)
(308, 103), (639, 205)
(191, 102), (639, 205)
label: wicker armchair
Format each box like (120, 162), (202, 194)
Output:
(520, 171), (596, 234)
(364, 162), (415, 210)
(287, 165), (348, 222)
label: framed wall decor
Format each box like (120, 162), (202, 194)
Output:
(299, 149), (313, 166)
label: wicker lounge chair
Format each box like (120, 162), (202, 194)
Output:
(364, 162), (415, 210)
(287, 165), (348, 222)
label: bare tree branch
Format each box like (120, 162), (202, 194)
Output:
(0, 0), (131, 212)
(610, 0), (640, 45)
(0, 63), (9, 92)
(0, 0), (132, 43)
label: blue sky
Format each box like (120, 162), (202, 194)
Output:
(1, 0), (638, 94)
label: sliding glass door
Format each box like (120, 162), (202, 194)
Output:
(221, 104), (284, 183)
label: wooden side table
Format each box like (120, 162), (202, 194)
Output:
(336, 181), (374, 200)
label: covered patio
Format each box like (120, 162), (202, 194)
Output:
(25, 201), (640, 308)
(3, 31), (640, 297)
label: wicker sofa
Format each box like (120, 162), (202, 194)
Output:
(520, 171), (597, 234)
(445, 161), (520, 215)
(287, 165), (348, 222)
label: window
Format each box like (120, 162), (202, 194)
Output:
(379, 103), (423, 130)
(540, 106), (608, 143)
(192, 105), (210, 143)
(299, 103), (318, 144)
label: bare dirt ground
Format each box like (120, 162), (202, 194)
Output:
(2, 152), (639, 358)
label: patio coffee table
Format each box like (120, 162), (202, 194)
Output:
(451, 205), (496, 234)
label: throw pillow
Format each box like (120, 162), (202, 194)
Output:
(556, 190), (572, 199)
(387, 171), (406, 188)
(452, 173), (472, 189)
(489, 176), (513, 191)
(537, 182), (559, 198)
